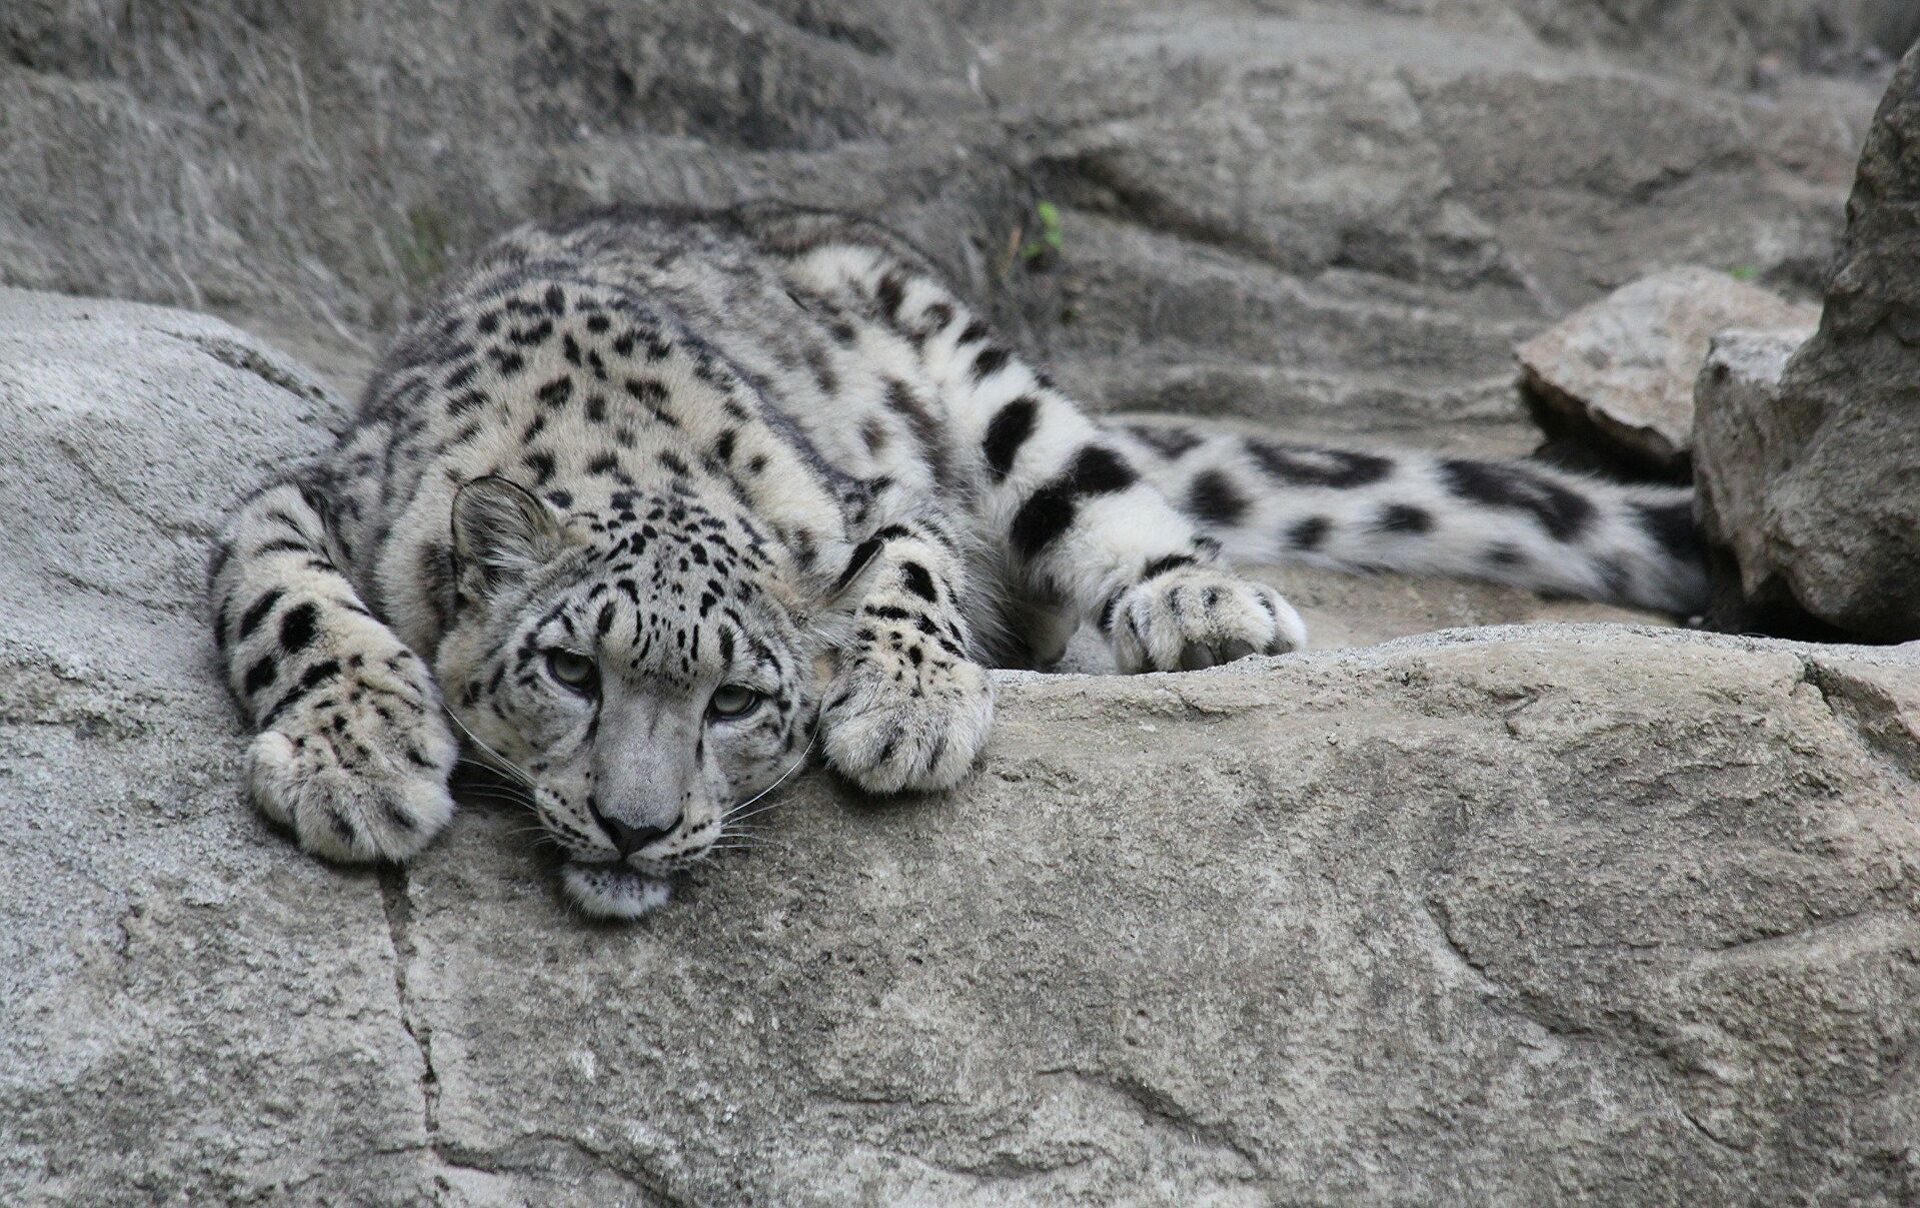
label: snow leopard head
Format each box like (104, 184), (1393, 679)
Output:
(434, 476), (832, 919)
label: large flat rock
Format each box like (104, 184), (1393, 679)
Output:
(5, 289), (1920, 1203)
(401, 627), (1920, 1205)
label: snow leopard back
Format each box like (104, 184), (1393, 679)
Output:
(372, 202), (1705, 624)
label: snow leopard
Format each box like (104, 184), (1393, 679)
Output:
(208, 203), (1706, 919)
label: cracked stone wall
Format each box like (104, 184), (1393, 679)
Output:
(0, 290), (436, 1203)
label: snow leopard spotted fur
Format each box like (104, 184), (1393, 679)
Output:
(208, 203), (1706, 919)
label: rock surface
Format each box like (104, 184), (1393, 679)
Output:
(1693, 42), (1920, 641)
(0, 0), (1884, 461)
(0, 290), (438, 1202)
(5, 288), (1920, 1205)
(405, 630), (1920, 1206)
(1516, 267), (1815, 474)
(4, 2), (1918, 1202)
(990, 2), (1874, 455)
(1693, 327), (1817, 623)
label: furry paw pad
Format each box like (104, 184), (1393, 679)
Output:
(248, 696), (457, 863)
(822, 643), (995, 794)
(1108, 567), (1306, 673)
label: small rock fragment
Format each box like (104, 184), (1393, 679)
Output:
(1692, 328), (1813, 602)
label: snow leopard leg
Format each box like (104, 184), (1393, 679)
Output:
(819, 514), (995, 793)
(955, 372), (1308, 672)
(209, 478), (456, 861)
(787, 243), (1305, 672)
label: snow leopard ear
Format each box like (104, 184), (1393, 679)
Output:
(775, 534), (886, 651)
(450, 476), (566, 600)
(824, 534), (886, 605)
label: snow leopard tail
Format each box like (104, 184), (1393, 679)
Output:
(1106, 419), (1709, 615)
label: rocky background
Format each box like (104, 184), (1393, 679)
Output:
(5, 1), (1920, 1204)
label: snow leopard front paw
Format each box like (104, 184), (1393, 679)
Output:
(1107, 566), (1306, 673)
(821, 639), (996, 795)
(247, 669), (458, 862)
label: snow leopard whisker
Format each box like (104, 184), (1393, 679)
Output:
(722, 801), (790, 827)
(449, 772), (538, 808)
(501, 825), (561, 850)
(713, 817), (791, 847)
(709, 837), (786, 854)
(452, 763), (535, 793)
(462, 789), (539, 810)
(725, 725), (819, 822)
(443, 707), (537, 787)
(459, 789), (529, 806)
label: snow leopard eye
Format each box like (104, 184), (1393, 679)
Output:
(545, 649), (598, 695)
(706, 684), (761, 720)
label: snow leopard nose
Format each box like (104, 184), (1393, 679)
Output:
(591, 802), (681, 856)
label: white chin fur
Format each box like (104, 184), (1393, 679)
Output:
(561, 863), (672, 921)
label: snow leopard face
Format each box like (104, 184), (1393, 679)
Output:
(434, 477), (825, 919)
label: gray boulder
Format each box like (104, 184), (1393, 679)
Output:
(1517, 267), (1814, 474)
(0, 289), (439, 1203)
(1693, 43), (1920, 640)
(404, 629), (1920, 1206)
(1693, 327), (1816, 614)
(6, 290), (1920, 1205)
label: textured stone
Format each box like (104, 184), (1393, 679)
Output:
(1693, 327), (1810, 602)
(991, 5), (1870, 455)
(1693, 43), (1920, 640)
(0, 1), (1913, 1199)
(397, 628), (1920, 1206)
(1517, 267), (1814, 473)
(0, 0), (1025, 343)
(464, 626), (1920, 1198)
(0, 289), (436, 1204)
(0, 1), (1881, 461)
